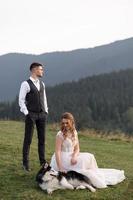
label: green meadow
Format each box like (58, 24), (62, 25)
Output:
(0, 121), (132, 200)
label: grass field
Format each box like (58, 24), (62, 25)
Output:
(0, 121), (133, 200)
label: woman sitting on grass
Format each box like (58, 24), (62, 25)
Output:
(50, 112), (125, 188)
(51, 112), (98, 172)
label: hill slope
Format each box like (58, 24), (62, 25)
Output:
(0, 37), (133, 101)
(0, 121), (132, 200)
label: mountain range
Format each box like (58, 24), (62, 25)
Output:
(0, 37), (133, 101)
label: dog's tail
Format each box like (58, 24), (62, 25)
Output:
(82, 174), (92, 185)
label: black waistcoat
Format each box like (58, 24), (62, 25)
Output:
(26, 79), (45, 113)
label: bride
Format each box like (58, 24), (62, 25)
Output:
(50, 112), (125, 188)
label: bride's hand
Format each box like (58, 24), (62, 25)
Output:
(71, 156), (77, 165)
(59, 168), (67, 173)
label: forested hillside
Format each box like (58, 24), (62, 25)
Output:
(1, 68), (133, 133)
(47, 69), (133, 133)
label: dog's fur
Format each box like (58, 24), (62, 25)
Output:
(36, 162), (96, 194)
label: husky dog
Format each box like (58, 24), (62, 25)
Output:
(36, 162), (96, 194)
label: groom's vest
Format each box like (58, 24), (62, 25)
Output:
(26, 79), (45, 113)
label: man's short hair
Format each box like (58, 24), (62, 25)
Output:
(30, 62), (43, 71)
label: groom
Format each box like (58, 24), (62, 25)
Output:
(19, 62), (48, 171)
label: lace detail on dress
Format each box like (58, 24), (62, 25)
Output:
(56, 131), (64, 140)
(56, 131), (77, 152)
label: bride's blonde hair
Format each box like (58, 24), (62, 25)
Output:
(61, 112), (76, 141)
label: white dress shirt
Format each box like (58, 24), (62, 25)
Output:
(19, 77), (48, 115)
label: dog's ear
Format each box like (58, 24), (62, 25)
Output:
(42, 162), (51, 170)
(47, 165), (51, 171)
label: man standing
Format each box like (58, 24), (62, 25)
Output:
(19, 62), (48, 171)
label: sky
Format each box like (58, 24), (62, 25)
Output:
(0, 0), (133, 55)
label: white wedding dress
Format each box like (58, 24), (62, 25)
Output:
(50, 131), (125, 188)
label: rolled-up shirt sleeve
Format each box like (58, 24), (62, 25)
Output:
(19, 81), (30, 115)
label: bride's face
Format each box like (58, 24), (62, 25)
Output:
(61, 118), (71, 132)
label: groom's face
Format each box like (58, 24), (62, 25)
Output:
(34, 66), (44, 77)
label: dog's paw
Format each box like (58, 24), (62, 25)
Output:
(47, 189), (53, 195)
(91, 187), (96, 193)
(69, 185), (74, 190)
(76, 185), (86, 190)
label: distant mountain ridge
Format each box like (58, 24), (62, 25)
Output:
(0, 37), (133, 101)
